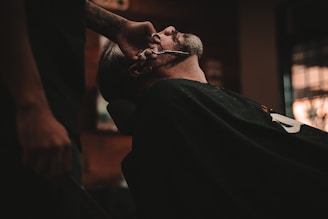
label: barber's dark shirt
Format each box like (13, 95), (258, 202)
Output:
(0, 1), (86, 218)
(0, 0), (86, 149)
(122, 78), (328, 219)
(26, 0), (86, 143)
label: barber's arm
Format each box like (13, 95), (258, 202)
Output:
(0, 1), (72, 179)
(85, 0), (160, 61)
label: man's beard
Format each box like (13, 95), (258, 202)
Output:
(151, 33), (204, 69)
(175, 33), (203, 60)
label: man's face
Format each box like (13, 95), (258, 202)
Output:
(155, 26), (203, 60)
(129, 26), (203, 81)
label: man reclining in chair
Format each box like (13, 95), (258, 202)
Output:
(97, 26), (328, 219)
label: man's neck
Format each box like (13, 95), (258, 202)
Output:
(165, 55), (208, 83)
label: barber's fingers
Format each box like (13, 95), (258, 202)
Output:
(138, 48), (158, 61)
(150, 33), (161, 44)
(131, 48), (157, 63)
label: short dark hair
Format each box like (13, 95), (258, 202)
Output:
(97, 40), (140, 102)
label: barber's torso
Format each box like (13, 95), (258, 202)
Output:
(0, 0), (85, 151)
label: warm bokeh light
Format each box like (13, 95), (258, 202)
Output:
(293, 96), (328, 132)
(291, 64), (328, 132)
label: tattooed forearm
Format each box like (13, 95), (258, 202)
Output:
(85, 0), (128, 41)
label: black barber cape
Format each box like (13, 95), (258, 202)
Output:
(118, 78), (328, 219)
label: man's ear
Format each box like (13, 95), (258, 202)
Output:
(128, 62), (152, 77)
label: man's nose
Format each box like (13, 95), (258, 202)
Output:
(161, 26), (176, 36)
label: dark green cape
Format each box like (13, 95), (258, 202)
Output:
(120, 79), (328, 219)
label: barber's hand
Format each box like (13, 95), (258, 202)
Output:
(16, 106), (72, 180)
(116, 20), (160, 61)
